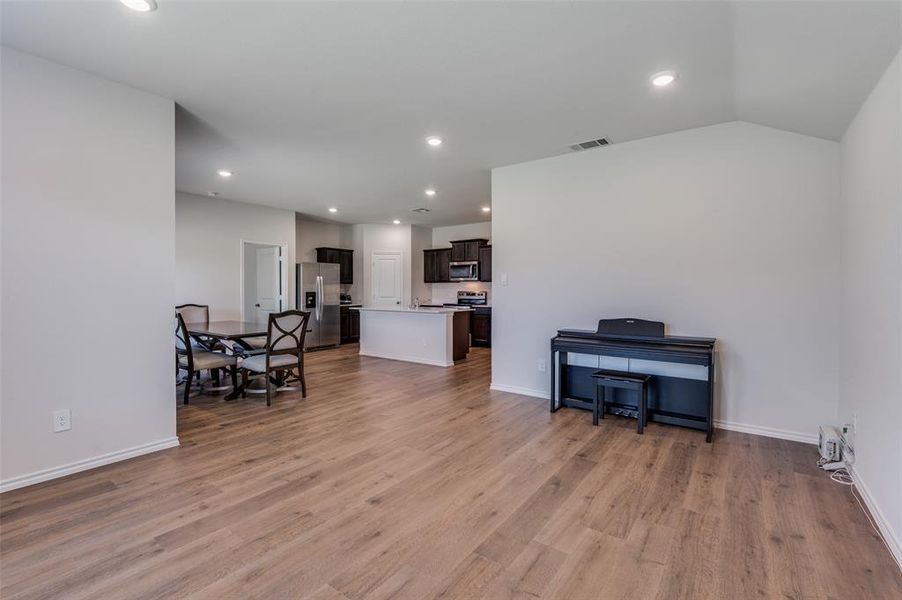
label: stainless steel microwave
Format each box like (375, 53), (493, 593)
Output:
(449, 261), (479, 281)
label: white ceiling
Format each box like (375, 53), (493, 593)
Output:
(2, 1), (900, 226)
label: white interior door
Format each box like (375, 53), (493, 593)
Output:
(372, 252), (402, 307)
(255, 246), (281, 321)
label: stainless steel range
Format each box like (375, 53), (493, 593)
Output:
(444, 290), (488, 307)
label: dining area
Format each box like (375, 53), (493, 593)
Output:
(174, 304), (312, 406)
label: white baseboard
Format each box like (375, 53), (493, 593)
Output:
(0, 436), (180, 494)
(358, 351), (452, 368)
(849, 465), (902, 569)
(489, 383), (549, 399)
(489, 382), (818, 445)
(713, 419), (818, 445)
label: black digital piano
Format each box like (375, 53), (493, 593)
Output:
(550, 318), (717, 442)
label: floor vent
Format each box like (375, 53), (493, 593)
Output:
(569, 137), (610, 152)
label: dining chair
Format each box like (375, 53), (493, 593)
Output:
(176, 302), (233, 386)
(240, 336), (268, 351)
(175, 303), (209, 325)
(175, 313), (237, 404)
(239, 310), (311, 406)
(175, 303), (217, 349)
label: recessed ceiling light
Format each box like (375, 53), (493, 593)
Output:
(217, 169), (232, 178)
(482, 206), (491, 213)
(425, 136), (443, 147)
(328, 207), (338, 213)
(650, 71), (677, 87)
(424, 188), (436, 197)
(207, 191), (220, 197)
(392, 219), (401, 225)
(120, 0), (157, 12)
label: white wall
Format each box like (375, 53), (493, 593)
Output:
(351, 224), (365, 304)
(839, 50), (902, 564)
(431, 222), (492, 247)
(176, 193), (296, 320)
(1, 48), (177, 490)
(492, 121), (841, 441)
(431, 222), (493, 304)
(411, 225), (433, 303)
(295, 216), (354, 264)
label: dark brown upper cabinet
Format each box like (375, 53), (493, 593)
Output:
(315, 247), (354, 284)
(423, 248), (452, 283)
(436, 248), (451, 282)
(423, 249), (438, 283)
(478, 245), (492, 282)
(450, 239), (488, 262)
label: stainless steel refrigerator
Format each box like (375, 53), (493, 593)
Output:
(296, 262), (340, 349)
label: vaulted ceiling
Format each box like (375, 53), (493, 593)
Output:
(3, 1), (900, 226)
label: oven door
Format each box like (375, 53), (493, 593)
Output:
(449, 261), (479, 281)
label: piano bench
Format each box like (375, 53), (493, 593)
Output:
(590, 370), (652, 433)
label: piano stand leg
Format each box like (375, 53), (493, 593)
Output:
(592, 384), (599, 426)
(549, 350), (562, 413)
(637, 385), (645, 435)
(600, 387), (606, 420)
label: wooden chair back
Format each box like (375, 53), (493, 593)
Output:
(174, 313), (196, 369)
(265, 310), (311, 357)
(176, 304), (210, 326)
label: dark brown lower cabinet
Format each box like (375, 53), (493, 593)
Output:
(471, 307), (491, 347)
(340, 306), (360, 344)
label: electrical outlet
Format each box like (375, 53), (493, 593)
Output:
(500, 273), (509, 286)
(537, 358), (546, 372)
(53, 409), (71, 433)
(839, 413), (856, 466)
(842, 416), (856, 462)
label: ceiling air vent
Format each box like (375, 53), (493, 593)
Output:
(411, 207), (431, 213)
(569, 137), (610, 152)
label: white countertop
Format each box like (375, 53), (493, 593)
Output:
(353, 306), (471, 314)
(421, 303), (491, 309)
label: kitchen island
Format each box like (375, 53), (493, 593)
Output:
(353, 307), (471, 367)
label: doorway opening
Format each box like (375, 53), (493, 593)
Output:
(240, 240), (289, 323)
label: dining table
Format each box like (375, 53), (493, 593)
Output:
(185, 320), (268, 400)
(185, 320), (308, 400)
(185, 320), (268, 344)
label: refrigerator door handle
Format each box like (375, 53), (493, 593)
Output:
(314, 275), (319, 320)
(316, 275), (323, 321)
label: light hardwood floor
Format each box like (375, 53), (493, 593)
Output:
(1, 345), (900, 599)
